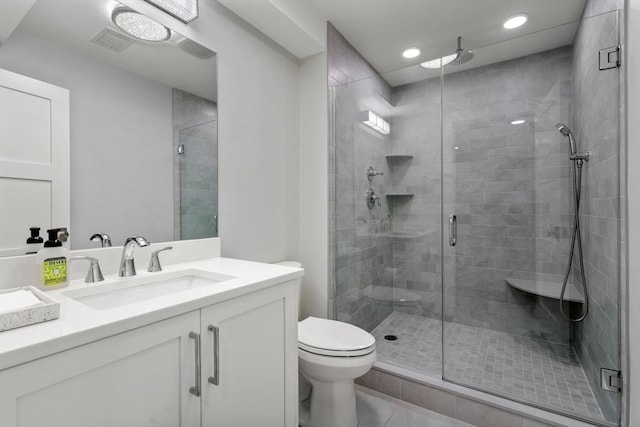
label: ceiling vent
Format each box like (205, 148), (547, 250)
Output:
(91, 28), (134, 52)
(177, 37), (215, 59)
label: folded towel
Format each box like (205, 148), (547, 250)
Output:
(0, 289), (43, 315)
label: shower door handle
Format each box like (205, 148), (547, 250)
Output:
(449, 214), (457, 247)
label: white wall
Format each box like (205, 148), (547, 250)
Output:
(299, 51), (328, 319)
(122, 0), (301, 263)
(626, 0), (639, 424)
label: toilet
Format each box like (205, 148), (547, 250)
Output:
(274, 261), (376, 427)
(298, 317), (376, 427)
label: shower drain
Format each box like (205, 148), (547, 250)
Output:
(384, 335), (398, 341)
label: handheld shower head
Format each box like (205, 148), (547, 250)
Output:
(555, 123), (577, 156)
(555, 123), (571, 136)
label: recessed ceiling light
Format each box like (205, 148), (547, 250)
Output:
(112, 7), (171, 42)
(420, 53), (457, 69)
(402, 47), (421, 59)
(511, 119), (526, 125)
(503, 14), (528, 30)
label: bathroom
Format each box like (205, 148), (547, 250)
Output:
(0, 0), (638, 426)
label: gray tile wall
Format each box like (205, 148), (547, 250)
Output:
(329, 23), (395, 331)
(439, 47), (575, 344)
(571, 7), (623, 422)
(388, 79), (442, 320)
(172, 89), (218, 240)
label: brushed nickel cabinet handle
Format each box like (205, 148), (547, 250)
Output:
(189, 331), (201, 396)
(207, 325), (220, 386)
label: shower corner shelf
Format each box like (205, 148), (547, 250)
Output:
(505, 278), (585, 303)
(386, 193), (414, 199)
(385, 154), (414, 162)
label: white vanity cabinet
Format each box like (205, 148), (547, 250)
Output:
(0, 311), (201, 427)
(0, 280), (298, 427)
(201, 282), (298, 427)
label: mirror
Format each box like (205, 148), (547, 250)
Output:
(0, 0), (218, 254)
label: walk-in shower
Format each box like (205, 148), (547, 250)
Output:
(329, 5), (623, 426)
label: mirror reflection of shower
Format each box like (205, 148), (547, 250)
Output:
(556, 123), (589, 322)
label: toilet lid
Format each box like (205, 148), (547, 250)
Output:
(298, 317), (375, 357)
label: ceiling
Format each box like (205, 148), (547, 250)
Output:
(219, 0), (587, 86)
(1, 0), (217, 101)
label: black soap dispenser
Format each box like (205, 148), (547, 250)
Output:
(25, 227), (44, 254)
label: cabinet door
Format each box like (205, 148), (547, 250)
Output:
(0, 311), (200, 427)
(201, 282), (298, 427)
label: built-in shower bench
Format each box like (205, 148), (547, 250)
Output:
(505, 278), (585, 303)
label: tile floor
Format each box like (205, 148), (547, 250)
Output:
(356, 386), (475, 427)
(371, 312), (604, 421)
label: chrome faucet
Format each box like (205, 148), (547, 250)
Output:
(90, 233), (112, 247)
(70, 256), (104, 283)
(119, 236), (150, 277)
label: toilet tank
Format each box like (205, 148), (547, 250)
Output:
(275, 261), (302, 268)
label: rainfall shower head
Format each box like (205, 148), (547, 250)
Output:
(450, 36), (474, 66)
(555, 123), (577, 156)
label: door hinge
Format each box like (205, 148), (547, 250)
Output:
(177, 144), (185, 155)
(599, 45), (621, 70)
(600, 368), (622, 392)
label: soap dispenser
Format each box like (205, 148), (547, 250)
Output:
(25, 227), (44, 254)
(35, 228), (70, 290)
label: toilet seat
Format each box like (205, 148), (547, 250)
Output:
(298, 317), (375, 357)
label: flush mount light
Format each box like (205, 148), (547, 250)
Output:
(112, 7), (171, 42)
(503, 13), (529, 30)
(511, 119), (526, 125)
(362, 111), (390, 135)
(402, 47), (421, 59)
(145, 0), (199, 23)
(420, 53), (457, 69)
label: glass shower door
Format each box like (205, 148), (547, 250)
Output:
(441, 11), (622, 425)
(178, 119), (218, 240)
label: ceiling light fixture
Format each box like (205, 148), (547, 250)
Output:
(112, 7), (171, 42)
(362, 111), (390, 135)
(511, 119), (526, 125)
(419, 53), (457, 69)
(503, 13), (529, 30)
(145, 0), (199, 23)
(402, 47), (421, 59)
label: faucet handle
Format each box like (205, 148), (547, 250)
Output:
(90, 233), (112, 247)
(148, 246), (173, 272)
(70, 256), (105, 283)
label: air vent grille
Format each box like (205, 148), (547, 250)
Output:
(91, 28), (134, 52)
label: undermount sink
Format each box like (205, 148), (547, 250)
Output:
(63, 270), (235, 310)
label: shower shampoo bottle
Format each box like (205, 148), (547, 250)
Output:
(35, 228), (70, 291)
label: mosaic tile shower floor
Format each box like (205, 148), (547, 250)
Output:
(371, 311), (604, 421)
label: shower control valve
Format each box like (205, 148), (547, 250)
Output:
(366, 188), (381, 209)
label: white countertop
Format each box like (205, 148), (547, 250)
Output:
(0, 257), (303, 371)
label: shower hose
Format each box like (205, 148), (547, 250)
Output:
(559, 159), (589, 322)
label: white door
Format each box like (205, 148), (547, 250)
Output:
(0, 68), (69, 256)
(201, 283), (298, 427)
(0, 311), (201, 427)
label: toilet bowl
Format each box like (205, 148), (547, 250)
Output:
(298, 316), (376, 427)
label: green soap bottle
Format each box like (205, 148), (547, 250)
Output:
(35, 228), (70, 291)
